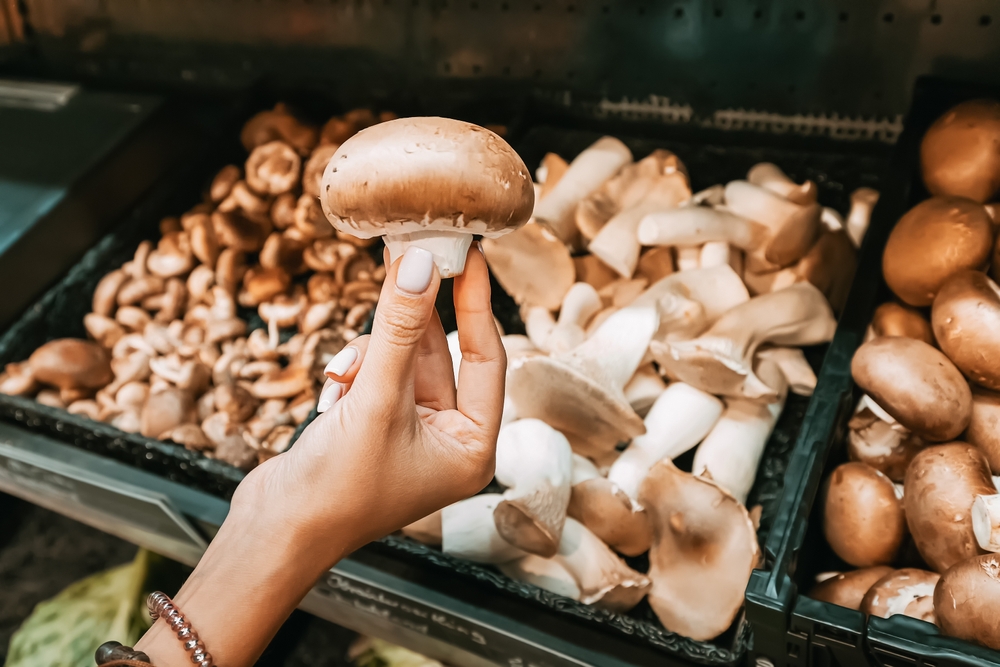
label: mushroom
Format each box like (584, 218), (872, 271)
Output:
(549, 518), (650, 612)
(0, 362), (37, 396)
(622, 364), (667, 416)
(932, 270), (1000, 390)
(536, 152), (569, 198)
(587, 151), (691, 277)
(882, 196), (994, 306)
(608, 382), (723, 501)
(692, 360), (787, 504)
(635, 246), (675, 283)
(698, 241), (731, 268)
(637, 206), (768, 255)
(245, 141), (301, 196)
(215, 248), (246, 295)
(493, 419), (573, 557)
(652, 282), (836, 399)
(67, 399), (101, 421)
(532, 136), (633, 245)
(638, 459), (760, 641)
(747, 162), (817, 205)
(632, 264), (750, 327)
(84, 314), (125, 349)
(573, 254), (620, 291)
(117, 275), (164, 307)
(240, 103), (318, 155)
(674, 245), (701, 271)
(921, 99), (1000, 204)
(822, 462), (905, 567)
(847, 395), (925, 482)
(870, 302), (934, 345)
(793, 228), (857, 313)
(904, 443), (995, 572)
(259, 289), (308, 347)
(442, 494), (526, 564)
(809, 566), (894, 611)
(241, 267), (291, 307)
(851, 336), (971, 442)
(140, 387), (193, 439)
(250, 366), (311, 399)
(209, 165), (241, 202)
(935, 554), (1000, 649)
(860, 569), (939, 624)
(567, 455), (652, 557)
(212, 211), (269, 253)
(967, 387), (1000, 473)
(527, 283), (601, 353)
(723, 180), (822, 267)
(321, 117), (534, 278)
(401, 510), (443, 546)
(147, 232), (195, 278)
(160, 423), (213, 451)
(28, 339), (113, 390)
(756, 347), (816, 396)
(972, 494), (1000, 552)
(846, 187), (880, 248)
(507, 306), (657, 460)
(498, 555), (581, 600)
(92, 269), (129, 317)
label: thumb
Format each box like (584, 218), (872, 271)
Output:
(355, 245), (441, 395)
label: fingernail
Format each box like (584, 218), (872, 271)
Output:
(324, 346), (358, 378)
(316, 382), (343, 413)
(476, 240), (485, 255)
(396, 246), (434, 294)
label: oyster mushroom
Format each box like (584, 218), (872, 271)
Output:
(526, 282), (601, 353)
(723, 180), (822, 267)
(846, 187), (880, 248)
(29, 339), (113, 390)
(442, 494), (526, 564)
(499, 555), (581, 600)
(932, 269), (1000, 390)
(921, 99), (1000, 204)
(567, 455), (651, 557)
(493, 419), (573, 558)
(882, 196), (993, 306)
(608, 382), (723, 501)
(747, 162), (817, 205)
(755, 347), (816, 396)
(536, 152), (569, 199)
(507, 306), (657, 460)
(638, 459), (760, 641)
(823, 462), (905, 567)
(637, 206), (768, 255)
(321, 117), (534, 278)
(623, 364), (667, 416)
(809, 566), (894, 611)
(860, 569), (939, 624)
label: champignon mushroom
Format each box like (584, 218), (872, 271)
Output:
(499, 555), (581, 600)
(904, 443), (994, 572)
(935, 554), (1000, 649)
(607, 382), (723, 501)
(860, 569), (939, 624)
(847, 395), (925, 482)
(28, 339), (113, 390)
(507, 306), (657, 459)
(638, 459), (760, 641)
(809, 566), (894, 611)
(921, 99), (1000, 204)
(723, 180), (822, 267)
(321, 117), (534, 277)
(822, 462), (906, 567)
(870, 302), (934, 345)
(882, 196), (994, 307)
(652, 282), (836, 399)
(240, 103), (318, 155)
(968, 387), (1000, 473)
(972, 494), (1000, 552)
(442, 494), (527, 564)
(532, 136), (633, 245)
(851, 336), (971, 442)
(932, 270), (1000, 390)
(493, 419), (573, 558)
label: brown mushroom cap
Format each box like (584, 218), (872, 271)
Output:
(321, 117), (534, 239)
(904, 443), (994, 572)
(638, 459), (760, 642)
(823, 462), (905, 567)
(567, 478), (652, 557)
(29, 339), (113, 390)
(871, 302), (934, 345)
(932, 270), (1000, 390)
(967, 387), (1000, 473)
(847, 406), (924, 482)
(860, 568), (939, 623)
(851, 336), (971, 442)
(809, 566), (894, 611)
(934, 554), (1000, 649)
(921, 99), (1000, 204)
(882, 196), (993, 306)
(140, 387), (193, 439)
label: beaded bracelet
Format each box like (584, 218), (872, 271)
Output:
(95, 592), (215, 667)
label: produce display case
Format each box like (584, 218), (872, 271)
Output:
(746, 77), (1000, 667)
(3, 2), (1000, 667)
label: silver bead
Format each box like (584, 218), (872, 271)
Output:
(184, 638), (203, 651)
(191, 651), (211, 665)
(177, 627), (197, 640)
(196, 660), (212, 667)
(169, 616), (186, 630)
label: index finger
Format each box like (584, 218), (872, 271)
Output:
(453, 245), (506, 432)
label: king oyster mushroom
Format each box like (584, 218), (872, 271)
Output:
(567, 454), (652, 557)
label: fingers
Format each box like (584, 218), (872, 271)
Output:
(317, 336), (371, 413)
(414, 310), (458, 411)
(354, 246), (441, 399)
(453, 245), (506, 432)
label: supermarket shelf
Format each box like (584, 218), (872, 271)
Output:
(0, 422), (647, 667)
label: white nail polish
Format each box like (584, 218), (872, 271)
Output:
(325, 346), (358, 378)
(396, 246), (434, 294)
(316, 383), (343, 413)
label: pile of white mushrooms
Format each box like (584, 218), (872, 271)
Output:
(389, 134), (877, 641)
(0, 104), (394, 470)
(815, 99), (1000, 651)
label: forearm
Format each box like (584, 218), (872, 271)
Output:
(135, 507), (348, 667)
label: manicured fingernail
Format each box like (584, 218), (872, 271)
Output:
(396, 246), (434, 294)
(324, 346), (358, 378)
(316, 382), (343, 413)
(476, 240), (485, 255)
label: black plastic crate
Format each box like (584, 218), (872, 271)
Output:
(745, 77), (1000, 667)
(0, 98), (887, 666)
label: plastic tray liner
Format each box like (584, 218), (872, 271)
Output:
(0, 116), (886, 665)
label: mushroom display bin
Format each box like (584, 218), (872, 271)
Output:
(0, 103), (885, 666)
(744, 77), (1000, 667)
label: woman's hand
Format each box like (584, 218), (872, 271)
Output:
(136, 244), (506, 667)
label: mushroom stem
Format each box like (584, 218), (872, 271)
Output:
(383, 230), (474, 279)
(747, 162), (817, 205)
(637, 207), (767, 250)
(724, 180), (822, 267)
(972, 495), (1000, 552)
(551, 518), (651, 612)
(608, 382), (724, 501)
(675, 246), (701, 271)
(756, 347), (817, 396)
(499, 555), (581, 600)
(699, 241), (731, 268)
(442, 494), (526, 564)
(846, 187), (880, 248)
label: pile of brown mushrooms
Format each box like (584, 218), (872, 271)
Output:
(388, 137), (878, 640)
(813, 98), (1000, 650)
(0, 103), (393, 470)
